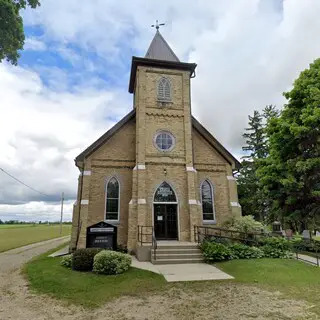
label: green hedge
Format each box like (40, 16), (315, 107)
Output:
(72, 248), (102, 271)
(201, 237), (293, 262)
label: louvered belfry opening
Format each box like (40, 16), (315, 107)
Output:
(158, 77), (171, 101)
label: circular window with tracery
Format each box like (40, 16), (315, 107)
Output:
(154, 131), (175, 151)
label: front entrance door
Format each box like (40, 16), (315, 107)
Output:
(154, 204), (178, 240)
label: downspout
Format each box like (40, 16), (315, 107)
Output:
(75, 162), (85, 249)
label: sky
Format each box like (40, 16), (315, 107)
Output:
(1, 0), (320, 222)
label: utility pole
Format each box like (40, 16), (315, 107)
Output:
(60, 192), (64, 236)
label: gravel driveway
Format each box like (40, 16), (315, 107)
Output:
(0, 238), (317, 320)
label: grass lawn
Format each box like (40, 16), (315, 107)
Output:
(216, 258), (320, 313)
(0, 224), (71, 252)
(24, 248), (320, 314)
(24, 250), (166, 308)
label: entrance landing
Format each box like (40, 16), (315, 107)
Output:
(131, 256), (234, 282)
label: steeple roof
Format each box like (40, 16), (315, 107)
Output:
(145, 30), (180, 62)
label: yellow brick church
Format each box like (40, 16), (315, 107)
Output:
(70, 29), (241, 260)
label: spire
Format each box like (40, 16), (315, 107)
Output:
(145, 30), (180, 62)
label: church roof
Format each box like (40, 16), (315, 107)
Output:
(75, 110), (241, 169)
(145, 30), (180, 62)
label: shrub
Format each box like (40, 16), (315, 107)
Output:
(224, 215), (265, 234)
(290, 239), (320, 253)
(200, 241), (233, 262)
(258, 237), (293, 258)
(72, 248), (102, 271)
(260, 237), (291, 251)
(204, 236), (231, 246)
(261, 245), (293, 259)
(60, 254), (72, 268)
(229, 243), (264, 259)
(93, 250), (132, 275)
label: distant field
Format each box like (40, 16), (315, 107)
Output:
(0, 224), (71, 253)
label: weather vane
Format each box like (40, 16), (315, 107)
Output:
(151, 20), (165, 30)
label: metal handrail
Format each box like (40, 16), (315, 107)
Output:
(194, 225), (270, 244)
(137, 225), (153, 245)
(137, 225), (157, 261)
(152, 227), (157, 261)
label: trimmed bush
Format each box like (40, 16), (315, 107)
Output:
(200, 241), (233, 262)
(72, 248), (102, 271)
(60, 254), (72, 268)
(93, 250), (132, 275)
(229, 243), (264, 259)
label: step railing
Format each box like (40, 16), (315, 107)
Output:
(137, 225), (157, 261)
(194, 225), (269, 244)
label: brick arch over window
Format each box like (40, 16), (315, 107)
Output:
(200, 180), (216, 222)
(105, 176), (120, 221)
(157, 77), (171, 101)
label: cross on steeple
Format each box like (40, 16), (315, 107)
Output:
(151, 20), (165, 30)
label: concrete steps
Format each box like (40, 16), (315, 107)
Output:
(151, 242), (203, 265)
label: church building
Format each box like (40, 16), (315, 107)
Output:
(70, 28), (241, 259)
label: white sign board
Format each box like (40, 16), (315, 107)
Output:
(90, 227), (114, 232)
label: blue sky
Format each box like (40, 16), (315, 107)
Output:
(0, 0), (320, 222)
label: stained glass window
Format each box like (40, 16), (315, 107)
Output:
(154, 182), (177, 202)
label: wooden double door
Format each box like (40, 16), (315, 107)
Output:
(154, 204), (178, 240)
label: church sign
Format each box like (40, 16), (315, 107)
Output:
(86, 221), (117, 250)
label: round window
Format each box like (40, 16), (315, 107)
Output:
(154, 131), (175, 151)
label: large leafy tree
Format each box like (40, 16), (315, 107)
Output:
(0, 0), (40, 65)
(258, 59), (320, 231)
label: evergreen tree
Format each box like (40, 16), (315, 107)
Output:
(238, 106), (279, 221)
(238, 110), (265, 220)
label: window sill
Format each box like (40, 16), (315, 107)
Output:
(203, 221), (217, 225)
(105, 220), (120, 226)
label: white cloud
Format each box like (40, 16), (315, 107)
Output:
(2, 0), (320, 220)
(0, 201), (74, 222)
(0, 63), (131, 208)
(24, 37), (47, 51)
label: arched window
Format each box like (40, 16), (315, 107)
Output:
(154, 182), (177, 203)
(201, 180), (215, 222)
(105, 177), (119, 220)
(158, 77), (171, 101)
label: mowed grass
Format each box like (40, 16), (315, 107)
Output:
(25, 248), (320, 312)
(216, 258), (320, 314)
(0, 224), (71, 252)
(24, 250), (166, 308)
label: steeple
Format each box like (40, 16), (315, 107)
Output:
(145, 30), (180, 62)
